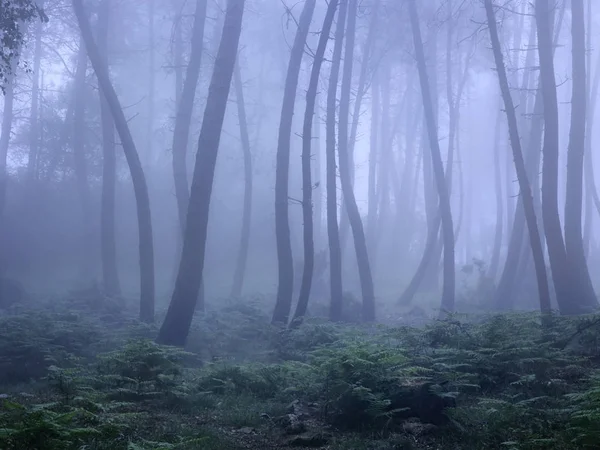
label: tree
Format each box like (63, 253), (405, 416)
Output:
(272, 0), (316, 325)
(535, 0), (579, 315)
(230, 58), (253, 299)
(327, 0), (348, 322)
(97, 0), (120, 297)
(291, 0), (339, 326)
(157, 0), (245, 346)
(564, 0), (597, 311)
(484, 0), (551, 319)
(408, 0), (455, 316)
(338, 0), (375, 321)
(73, 0), (155, 323)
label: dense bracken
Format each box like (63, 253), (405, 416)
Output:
(1, 291), (600, 449)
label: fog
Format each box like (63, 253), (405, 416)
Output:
(1, 0), (600, 332)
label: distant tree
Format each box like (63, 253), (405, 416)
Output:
(73, 0), (155, 323)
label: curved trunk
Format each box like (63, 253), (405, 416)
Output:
(485, 0), (551, 319)
(272, 0), (316, 325)
(564, 0), (597, 310)
(291, 0), (338, 325)
(74, 0), (155, 323)
(157, 0), (245, 346)
(408, 0), (455, 316)
(327, 0), (348, 322)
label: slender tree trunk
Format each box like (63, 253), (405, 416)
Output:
(27, 0), (44, 179)
(327, 0), (348, 322)
(74, 0), (155, 323)
(172, 0), (207, 234)
(489, 108), (504, 281)
(485, 0), (551, 319)
(408, 0), (455, 316)
(338, 0), (375, 321)
(291, 0), (338, 325)
(230, 60), (253, 299)
(157, 0), (244, 346)
(272, 0), (316, 325)
(536, 0), (575, 314)
(72, 37), (94, 282)
(564, 0), (597, 310)
(313, 91), (322, 250)
(98, 0), (120, 297)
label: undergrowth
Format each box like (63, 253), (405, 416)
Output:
(1, 295), (600, 449)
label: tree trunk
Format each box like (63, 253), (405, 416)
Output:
(327, 0), (348, 322)
(485, 0), (551, 319)
(408, 0), (455, 316)
(339, 0), (375, 321)
(564, 0), (597, 310)
(72, 37), (94, 282)
(73, 0), (155, 323)
(97, 0), (120, 297)
(147, 0), (155, 165)
(230, 60), (253, 299)
(157, 0), (244, 346)
(272, 0), (316, 325)
(291, 0), (338, 326)
(535, 0), (575, 314)
(488, 108), (504, 281)
(27, 0), (44, 179)
(367, 72), (379, 253)
(172, 0), (207, 235)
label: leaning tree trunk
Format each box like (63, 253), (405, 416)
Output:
(272, 0), (316, 325)
(97, 0), (120, 297)
(485, 0), (551, 319)
(327, 0), (348, 322)
(157, 0), (244, 346)
(73, 0), (155, 323)
(229, 59), (253, 299)
(171, 0), (207, 310)
(564, 0), (597, 311)
(535, 0), (575, 314)
(291, 0), (339, 326)
(339, 0), (375, 321)
(408, 0), (455, 316)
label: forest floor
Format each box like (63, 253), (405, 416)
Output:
(0, 287), (600, 449)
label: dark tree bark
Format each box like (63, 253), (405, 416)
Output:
(564, 0), (597, 310)
(408, 0), (455, 316)
(230, 59), (252, 299)
(172, 0), (207, 235)
(157, 0), (244, 346)
(73, 0), (155, 323)
(291, 0), (338, 326)
(339, 0), (375, 321)
(97, 0), (120, 297)
(485, 0), (551, 318)
(272, 0), (316, 325)
(327, 0), (348, 322)
(536, 0), (577, 314)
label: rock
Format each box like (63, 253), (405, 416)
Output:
(237, 426), (255, 434)
(402, 419), (438, 436)
(287, 432), (329, 448)
(275, 413), (306, 435)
